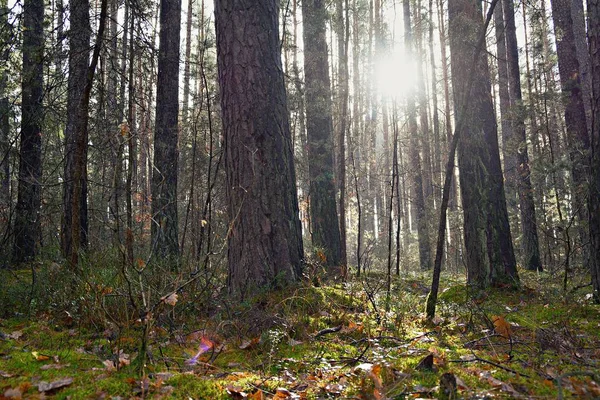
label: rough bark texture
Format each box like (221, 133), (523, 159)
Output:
(449, 0), (518, 287)
(302, 0), (342, 267)
(0, 0), (9, 208)
(587, 0), (600, 303)
(13, 0), (44, 263)
(404, 0), (432, 271)
(215, 0), (304, 299)
(61, 0), (90, 260)
(551, 0), (590, 257)
(152, 0), (181, 259)
(502, 0), (542, 271)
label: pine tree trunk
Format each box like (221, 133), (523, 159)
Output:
(586, 0), (600, 303)
(13, 0), (44, 263)
(502, 0), (542, 271)
(0, 0), (9, 208)
(449, 0), (518, 287)
(215, 0), (304, 299)
(551, 0), (591, 262)
(302, 0), (342, 267)
(335, 0), (349, 269)
(152, 0), (181, 260)
(404, 0), (432, 271)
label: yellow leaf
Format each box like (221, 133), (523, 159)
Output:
(492, 315), (512, 338)
(32, 351), (50, 361)
(201, 219), (208, 227)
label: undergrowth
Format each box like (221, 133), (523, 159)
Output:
(0, 262), (599, 399)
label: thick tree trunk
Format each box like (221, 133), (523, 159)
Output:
(61, 0), (91, 261)
(449, 0), (518, 287)
(13, 0), (44, 263)
(152, 0), (181, 260)
(586, 0), (600, 303)
(215, 0), (304, 299)
(302, 0), (342, 267)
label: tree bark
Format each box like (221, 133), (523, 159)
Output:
(448, 0), (518, 287)
(586, 0), (600, 303)
(215, 0), (304, 299)
(302, 0), (342, 267)
(13, 0), (44, 263)
(551, 0), (591, 262)
(61, 0), (91, 262)
(404, 0), (432, 271)
(0, 0), (9, 208)
(152, 0), (181, 260)
(502, 0), (542, 271)
(335, 0), (349, 269)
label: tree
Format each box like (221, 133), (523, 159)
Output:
(152, 0), (182, 259)
(404, 0), (432, 271)
(448, 0), (518, 287)
(500, 0), (543, 271)
(551, 0), (590, 260)
(13, 0), (44, 263)
(302, 0), (342, 267)
(335, 0), (349, 269)
(0, 0), (9, 208)
(215, 0), (304, 299)
(61, 0), (91, 261)
(587, 0), (600, 303)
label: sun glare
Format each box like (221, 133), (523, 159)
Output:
(376, 49), (419, 99)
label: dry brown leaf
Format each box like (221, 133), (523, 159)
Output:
(492, 315), (512, 338)
(162, 293), (178, 306)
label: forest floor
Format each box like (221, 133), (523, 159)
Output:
(1, 268), (599, 399)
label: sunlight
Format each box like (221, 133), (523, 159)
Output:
(375, 49), (419, 99)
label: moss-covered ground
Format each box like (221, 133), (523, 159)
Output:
(1, 269), (599, 399)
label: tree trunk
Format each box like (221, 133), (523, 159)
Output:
(335, 0), (349, 269)
(586, 0), (600, 303)
(404, 0), (432, 271)
(302, 0), (342, 267)
(13, 0), (44, 263)
(215, 0), (304, 299)
(182, 0), (193, 120)
(0, 0), (9, 208)
(61, 0), (90, 261)
(448, 0), (518, 287)
(152, 0), (181, 260)
(551, 0), (591, 262)
(502, 0), (542, 271)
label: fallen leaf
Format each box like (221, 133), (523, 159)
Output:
(479, 371), (522, 397)
(8, 330), (23, 340)
(492, 315), (512, 338)
(249, 389), (265, 400)
(3, 388), (22, 398)
(31, 351), (50, 361)
(40, 363), (68, 370)
(38, 377), (74, 393)
(239, 337), (260, 350)
(226, 385), (248, 399)
(416, 354), (435, 371)
(273, 388), (292, 399)
(162, 293), (178, 306)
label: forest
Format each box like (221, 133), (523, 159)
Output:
(1, 0), (600, 397)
